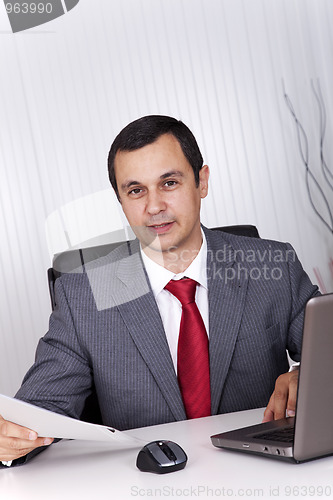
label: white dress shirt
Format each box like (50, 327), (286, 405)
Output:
(141, 233), (209, 372)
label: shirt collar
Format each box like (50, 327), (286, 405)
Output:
(140, 231), (208, 297)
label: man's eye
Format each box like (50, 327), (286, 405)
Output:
(128, 188), (142, 195)
(164, 180), (177, 187)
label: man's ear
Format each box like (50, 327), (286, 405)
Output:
(199, 165), (209, 199)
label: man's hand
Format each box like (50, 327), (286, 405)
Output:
(263, 369), (299, 422)
(0, 414), (53, 462)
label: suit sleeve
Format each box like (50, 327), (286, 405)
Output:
(285, 242), (320, 362)
(15, 276), (93, 420)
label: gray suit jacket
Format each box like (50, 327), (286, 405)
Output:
(16, 226), (318, 431)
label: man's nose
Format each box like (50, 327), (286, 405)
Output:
(146, 190), (166, 215)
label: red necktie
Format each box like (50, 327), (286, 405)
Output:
(165, 278), (211, 419)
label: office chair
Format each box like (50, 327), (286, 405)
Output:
(47, 224), (259, 423)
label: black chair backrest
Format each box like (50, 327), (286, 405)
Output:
(47, 225), (259, 311)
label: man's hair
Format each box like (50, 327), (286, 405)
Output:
(107, 115), (204, 200)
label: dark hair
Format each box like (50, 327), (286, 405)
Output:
(107, 115), (203, 200)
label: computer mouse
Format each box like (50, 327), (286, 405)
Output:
(136, 440), (188, 474)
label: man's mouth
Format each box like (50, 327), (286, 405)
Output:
(147, 221), (175, 234)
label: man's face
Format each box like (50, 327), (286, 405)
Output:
(114, 133), (209, 263)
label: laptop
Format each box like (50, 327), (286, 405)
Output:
(211, 293), (333, 463)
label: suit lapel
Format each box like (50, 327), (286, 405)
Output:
(204, 228), (249, 414)
(112, 243), (186, 421)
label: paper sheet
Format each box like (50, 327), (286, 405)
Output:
(0, 394), (143, 447)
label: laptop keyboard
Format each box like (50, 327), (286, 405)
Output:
(253, 426), (295, 443)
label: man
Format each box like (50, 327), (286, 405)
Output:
(0, 115), (318, 466)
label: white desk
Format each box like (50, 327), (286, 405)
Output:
(1, 408), (333, 500)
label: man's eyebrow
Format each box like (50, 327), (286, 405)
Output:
(121, 180), (141, 191)
(159, 170), (184, 180)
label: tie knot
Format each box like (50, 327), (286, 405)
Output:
(165, 278), (197, 305)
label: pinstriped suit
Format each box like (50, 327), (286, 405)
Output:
(16, 226), (318, 431)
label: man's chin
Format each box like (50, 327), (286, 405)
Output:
(135, 225), (176, 251)
(141, 239), (176, 254)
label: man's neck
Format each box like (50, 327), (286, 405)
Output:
(141, 237), (204, 274)
(146, 249), (199, 274)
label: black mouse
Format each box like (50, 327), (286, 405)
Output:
(136, 440), (187, 474)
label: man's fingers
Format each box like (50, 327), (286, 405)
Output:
(1, 433), (53, 449)
(0, 440), (40, 461)
(0, 414), (54, 462)
(0, 434), (54, 462)
(262, 406), (274, 423)
(270, 377), (289, 420)
(286, 370), (299, 416)
(263, 370), (300, 422)
(262, 391), (275, 422)
(0, 416), (37, 441)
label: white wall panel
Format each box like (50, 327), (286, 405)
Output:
(0, 0), (332, 395)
